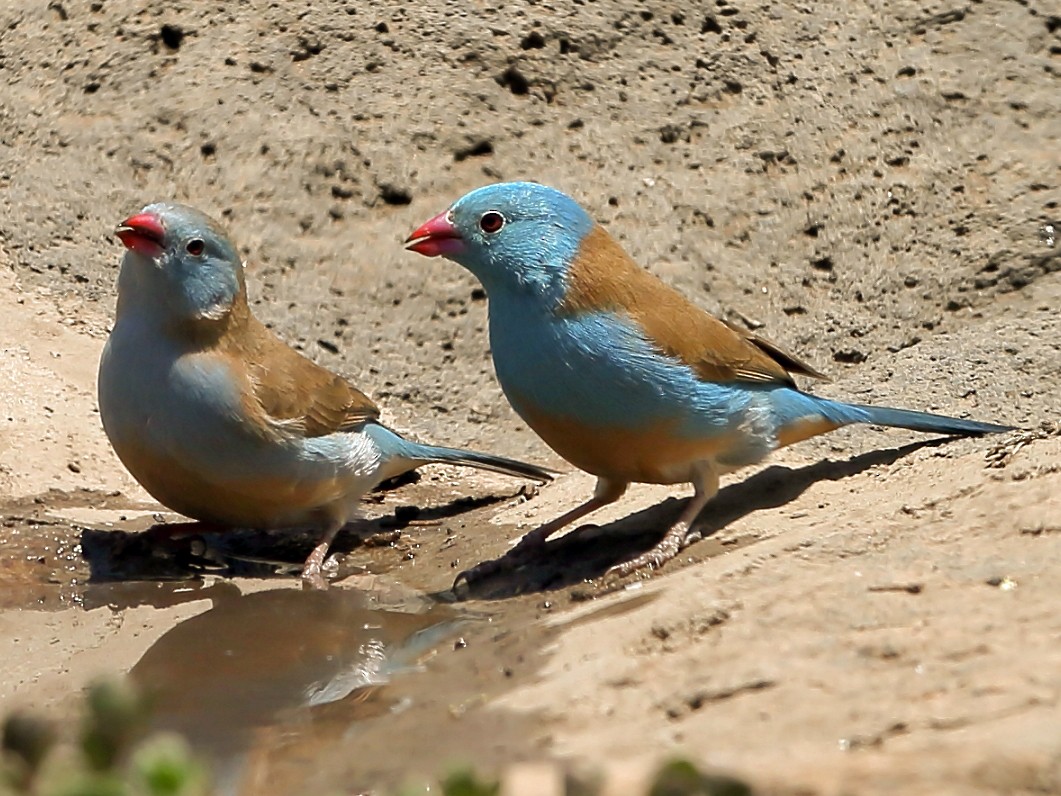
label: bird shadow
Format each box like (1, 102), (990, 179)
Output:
(77, 489), (518, 584)
(450, 438), (947, 601)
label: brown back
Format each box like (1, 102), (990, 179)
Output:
(560, 225), (827, 388)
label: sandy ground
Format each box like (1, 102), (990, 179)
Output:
(1, 0), (1059, 793)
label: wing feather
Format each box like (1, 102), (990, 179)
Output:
(560, 225), (828, 388)
(221, 313), (379, 438)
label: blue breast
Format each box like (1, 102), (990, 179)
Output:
(486, 291), (764, 439)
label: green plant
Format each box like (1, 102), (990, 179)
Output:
(0, 679), (208, 796)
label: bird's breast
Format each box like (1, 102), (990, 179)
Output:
(98, 317), (383, 527)
(486, 300), (769, 482)
(99, 319), (245, 456)
(488, 302), (668, 425)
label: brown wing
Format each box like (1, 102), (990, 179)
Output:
(225, 312), (380, 438)
(560, 225), (828, 388)
(721, 319), (831, 382)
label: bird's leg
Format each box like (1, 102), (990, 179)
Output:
(454, 478), (628, 588)
(607, 463), (720, 578)
(506, 479), (628, 558)
(301, 518), (345, 588)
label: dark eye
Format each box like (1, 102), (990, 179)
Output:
(479, 211), (505, 234)
(186, 239), (205, 256)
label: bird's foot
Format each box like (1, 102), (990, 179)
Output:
(607, 524), (700, 579)
(452, 533), (547, 592)
(301, 567), (330, 591)
(300, 542), (335, 589)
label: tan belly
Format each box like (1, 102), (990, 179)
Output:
(113, 439), (343, 528)
(519, 406), (737, 485)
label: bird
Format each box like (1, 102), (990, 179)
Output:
(405, 181), (1013, 585)
(98, 202), (552, 583)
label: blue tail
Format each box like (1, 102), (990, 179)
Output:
(364, 423), (554, 483)
(766, 388), (1013, 439)
(397, 440), (555, 481)
(786, 390), (1013, 437)
(842, 402), (1013, 436)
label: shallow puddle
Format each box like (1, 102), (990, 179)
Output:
(0, 489), (564, 793)
(0, 479), (758, 792)
(128, 583), (464, 794)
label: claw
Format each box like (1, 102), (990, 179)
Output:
(682, 530), (703, 548)
(606, 549), (669, 579)
(451, 553), (518, 592)
(606, 523), (696, 579)
(300, 561), (330, 591)
(451, 561), (495, 592)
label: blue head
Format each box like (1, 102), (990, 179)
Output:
(406, 182), (594, 303)
(114, 202), (245, 325)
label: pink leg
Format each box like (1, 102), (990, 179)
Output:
(607, 464), (720, 578)
(300, 520), (344, 589)
(454, 478), (628, 588)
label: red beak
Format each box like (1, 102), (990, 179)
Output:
(404, 210), (465, 257)
(115, 212), (166, 257)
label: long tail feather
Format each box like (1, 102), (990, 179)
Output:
(365, 423), (553, 483)
(844, 403), (1014, 436)
(401, 442), (554, 482)
(769, 389), (1014, 442)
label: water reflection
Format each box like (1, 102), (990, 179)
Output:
(128, 584), (458, 795)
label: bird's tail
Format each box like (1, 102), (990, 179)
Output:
(400, 442), (555, 482)
(365, 424), (554, 483)
(763, 390), (1010, 452)
(839, 402), (1014, 436)
(766, 389), (1013, 449)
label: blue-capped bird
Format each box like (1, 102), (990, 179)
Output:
(405, 182), (1012, 583)
(99, 202), (551, 582)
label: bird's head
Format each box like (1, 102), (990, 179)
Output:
(114, 203), (245, 324)
(405, 182), (593, 301)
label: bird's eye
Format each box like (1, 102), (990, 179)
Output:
(186, 239), (205, 256)
(479, 211), (505, 234)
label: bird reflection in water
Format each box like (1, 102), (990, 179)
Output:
(128, 583), (458, 795)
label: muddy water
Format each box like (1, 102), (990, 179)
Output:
(129, 585), (465, 794)
(0, 479), (753, 793)
(0, 487), (567, 793)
